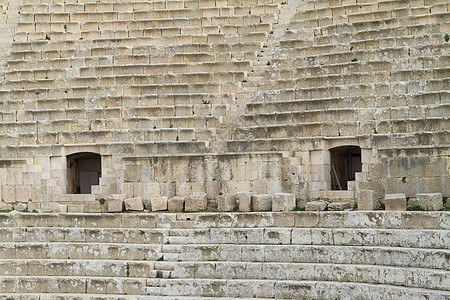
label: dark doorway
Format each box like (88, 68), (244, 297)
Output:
(330, 146), (361, 190)
(67, 152), (101, 194)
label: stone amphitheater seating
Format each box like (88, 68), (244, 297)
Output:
(0, 211), (448, 299)
(0, 0), (448, 297)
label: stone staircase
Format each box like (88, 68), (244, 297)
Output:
(0, 211), (448, 299)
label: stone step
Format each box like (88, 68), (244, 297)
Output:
(0, 211), (447, 230)
(0, 226), (448, 249)
(178, 244), (450, 270)
(146, 278), (450, 298)
(0, 242), (162, 260)
(245, 93), (449, 114)
(0, 227), (167, 244)
(0, 276), (148, 294)
(165, 227), (449, 249)
(171, 261), (450, 291)
(0, 259), (156, 278)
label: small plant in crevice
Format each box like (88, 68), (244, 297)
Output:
(401, 176), (407, 183)
(379, 202), (385, 210)
(99, 198), (105, 205)
(242, 79), (247, 83)
(126, 263), (130, 277)
(266, 61), (271, 65)
(445, 33), (449, 42)
(350, 46), (353, 51)
(351, 58), (358, 62)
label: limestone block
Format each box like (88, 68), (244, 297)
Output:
(357, 190), (378, 210)
(384, 193), (406, 211)
(84, 201), (103, 213)
(107, 194), (125, 212)
(16, 185), (32, 203)
(416, 193), (443, 211)
(185, 193), (207, 212)
(305, 201), (327, 211)
(151, 197), (168, 211)
(68, 205), (84, 213)
(236, 192), (253, 212)
(217, 194), (236, 211)
(124, 197), (144, 211)
(328, 202), (350, 211)
(168, 196), (185, 212)
(252, 194), (272, 211)
(272, 193), (296, 211)
(3, 186), (16, 203)
(41, 202), (67, 213)
(27, 202), (40, 212)
(0, 202), (13, 211)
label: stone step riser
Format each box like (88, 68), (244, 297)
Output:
(0, 243), (162, 261)
(0, 276), (147, 295)
(179, 245), (450, 270)
(0, 212), (447, 230)
(146, 278), (450, 299)
(1, 227), (447, 249)
(0, 260), (156, 278)
(172, 262), (450, 291)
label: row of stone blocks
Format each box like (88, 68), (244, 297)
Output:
(1, 227), (447, 249)
(1, 211), (448, 229)
(106, 192), (297, 213)
(385, 192), (445, 211)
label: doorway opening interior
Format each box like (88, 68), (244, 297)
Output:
(67, 152), (101, 194)
(330, 146), (361, 190)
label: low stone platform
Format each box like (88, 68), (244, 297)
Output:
(0, 211), (448, 299)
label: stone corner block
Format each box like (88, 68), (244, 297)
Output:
(107, 198), (124, 213)
(236, 192), (254, 212)
(185, 193), (207, 212)
(272, 193), (296, 211)
(416, 193), (443, 211)
(357, 190), (378, 210)
(124, 197), (144, 211)
(252, 194), (272, 211)
(217, 193), (236, 212)
(151, 196), (168, 212)
(168, 196), (185, 212)
(305, 201), (327, 211)
(384, 193), (406, 211)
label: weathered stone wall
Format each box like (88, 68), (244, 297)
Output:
(0, 0), (448, 211)
(0, 211), (448, 297)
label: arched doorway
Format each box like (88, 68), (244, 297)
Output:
(330, 146), (361, 190)
(66, 152), (101, 194)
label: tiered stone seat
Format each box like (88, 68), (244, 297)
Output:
(0, 0), (282, 158)
(0, 211), (448, 298)
(230, 0), (449, 151)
